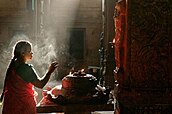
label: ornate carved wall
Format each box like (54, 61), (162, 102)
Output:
(114, 0), (172, 113)
(129, 0), (172, 91)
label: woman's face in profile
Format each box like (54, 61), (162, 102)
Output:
(23, 46), (33, 62)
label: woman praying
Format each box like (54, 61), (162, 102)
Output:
(1, 40), (58, 114)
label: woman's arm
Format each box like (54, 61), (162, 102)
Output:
(32, 61), (58, 89)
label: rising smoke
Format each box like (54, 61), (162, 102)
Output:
(33, 0), (80, 79)
(0, 0), (80, 88)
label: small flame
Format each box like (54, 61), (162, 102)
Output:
(69, 72), (72, 75)
(81, 69), (84, 72)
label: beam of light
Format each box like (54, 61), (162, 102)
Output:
(32, 0), (80, 80)
(0, 0), (80, 87)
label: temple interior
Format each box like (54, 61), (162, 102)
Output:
(0, 0), (172, 114)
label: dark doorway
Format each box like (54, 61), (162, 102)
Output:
(69, 28), (85, 60)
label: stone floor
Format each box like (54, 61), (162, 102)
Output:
(37, 112), (114, 114)
(1, 104), (114, 114)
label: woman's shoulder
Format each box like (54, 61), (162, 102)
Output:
(27, 63), (33, 67)
(16, 63), (33, 70)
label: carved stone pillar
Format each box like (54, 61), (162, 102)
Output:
(113, 0), (172, 113)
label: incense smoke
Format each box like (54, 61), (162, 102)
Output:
(0, 0), (80, 88)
